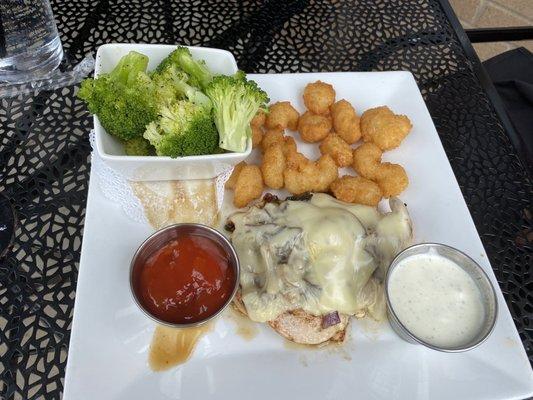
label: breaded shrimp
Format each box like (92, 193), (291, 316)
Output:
(225, 161), (246, 190)
(298, 111), (332, 143)
(261, 143), (286, 189)
(265, 101), (299, 130)
(234, 165), (263, 208)
(283, 136), (297, 155)
(319, 133), (353, 167)
(283, 163), (317, 194)
(314, 155), (339, 192)
(303, 81), (336, 115)
(330, 100), (361, 144)
(352, 142), (409, 196)
(360, 106), (412, 150)
(375, 163), (409, 197)
(331, 176), (382, 207)
(352, 142), (382, 179)
(261, 127), (297, 154)
(251, 124), (263, 148)
(284, 151), (315, 195)
(285, 149), (309, 169)
(251, 110), (266, 127)
(284, 154), (338, 194)
(261, 128), (284, 151)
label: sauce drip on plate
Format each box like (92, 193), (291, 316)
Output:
(134, 235), (235, 324)
(149, 323), (212, 371)
(225, 307), (259, 341)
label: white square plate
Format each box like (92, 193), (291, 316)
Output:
(64, 72), (533, 400)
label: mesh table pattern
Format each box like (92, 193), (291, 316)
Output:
(0, 1), (531, 399)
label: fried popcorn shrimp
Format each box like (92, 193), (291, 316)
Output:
(375, 163), (409, 197)
(314, 155), (339, 192)
(262, 126), (298, 159)
(284, 155), (338, 194)
(352, 142), (409, 195)
(331, 176), (383, 207)
(265, 102), (299, 130)
(284, 156), (317, 195)
(330, 99), (361, 144)
(234, 165), (263, 208)
(261, 127), (284, 151)
(319, 133), (353, 167)
(352, 142), (382, 179)
(283, 136), (297, 155)
(225, 161), (246, 190)
(285, 149), (309, 169)
(251, 110), (266, 127)
(298, 111), (332, 143)
(261, 143), (286, 189)
(251, 124), (263, 148)
(360, 106), (412, 150)
(303, 81), (336, 115)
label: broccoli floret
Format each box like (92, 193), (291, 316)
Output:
(108, 51), (149, 85)
(155, 47), (213, 89)
(144, 69), (179, 107)
(124, 137), (156, 156)
(204, 71), (269, 153)
(78, 51), (157, 141)
(151, 65), (211, 108)
(143, 101), (218, 158)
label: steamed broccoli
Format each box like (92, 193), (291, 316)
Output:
(109, 51), (149, 85)
(151, 64), (211, 108)
(155, 47), (213, 89)
(124, 137), (156, 156)
(143, 101), (218, 158)
(78, 51), (157, 141)
(79, 49), (264, 158)
(204, 71), (269, 153)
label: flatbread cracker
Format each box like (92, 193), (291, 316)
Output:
(131, 180), (218, 229)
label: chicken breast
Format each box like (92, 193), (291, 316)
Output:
(234, 290), (349, 344)
(226, 193), (413, 346)
(268, 310), (349, 345)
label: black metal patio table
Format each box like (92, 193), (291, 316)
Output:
(0, 1), (531, 399)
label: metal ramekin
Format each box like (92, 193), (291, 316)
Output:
(130, 223), (240, 328)
(385, 243), (498, 352)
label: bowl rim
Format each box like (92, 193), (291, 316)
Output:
(384, 242), (499, 352)
(94, 43), (239, 77)
(95, 128), (252, 162)
(129, 223), (241, 329)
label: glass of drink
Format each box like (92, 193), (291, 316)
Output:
(0, 0), (63, 83)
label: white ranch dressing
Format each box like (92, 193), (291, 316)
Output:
(388, 254), (485, 348)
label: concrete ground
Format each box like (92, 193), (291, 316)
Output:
(449, 0), (533, 60)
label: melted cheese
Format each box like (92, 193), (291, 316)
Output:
(230, 194), (382, 322)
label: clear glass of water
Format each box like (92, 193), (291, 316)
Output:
(0, 0), (63, 83)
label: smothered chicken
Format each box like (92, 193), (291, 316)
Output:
(226, 193), (412, 324)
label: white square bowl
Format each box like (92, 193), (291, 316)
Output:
(93, 43), (250, 181)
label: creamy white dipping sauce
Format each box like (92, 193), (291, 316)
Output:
(388, 254), (485, 348)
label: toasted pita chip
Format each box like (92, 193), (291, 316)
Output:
(131, 180), (218, 229)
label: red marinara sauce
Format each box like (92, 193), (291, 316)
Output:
(134, 234), (235, 324)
